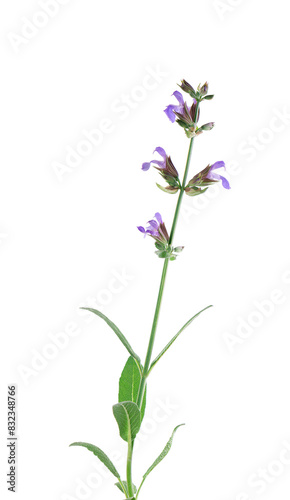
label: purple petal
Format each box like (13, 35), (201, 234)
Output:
(219, 175), (231, 189)
(172, 90), (184, 105)
(142, 159), (164, 171)
(154, 147), (167, 159)
(151, 160), (165, 167)
(207, 172), (220, 182)
(137, 226), (146, 233)
(210, 161), (225, 171)
(154, 212), (163, 224)
(148, 219), (159, 229)
(164, 105), (177, 123)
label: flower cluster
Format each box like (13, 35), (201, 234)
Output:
(138, 79), (229, 257)
(138, 213), (183, 260)
(164, 90), (200, 138)
(142, 147), (180, 194)
(185, 161), (230, 196)
(164, 81), (215, 138)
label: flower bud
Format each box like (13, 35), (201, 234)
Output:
(198, 81), (209, 96)
(196, 122), (215, 134)
(178, 79), (196, 98)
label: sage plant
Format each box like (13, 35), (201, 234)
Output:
(70, 80), (230, 499)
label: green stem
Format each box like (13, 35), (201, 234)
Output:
(126, 439), (134, 498)
(128, 102), (200, 498)
(136, 102), (200, 410)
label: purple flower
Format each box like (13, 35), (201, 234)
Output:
(142, 147), (178, 178)
(164, 91), (200, 130)
(164, 91), (185, 123)
(206, 161), (230, 189)
(185, 161), (230, 195)
(142, 147), (167, 171)
(137, 212), (169, 245)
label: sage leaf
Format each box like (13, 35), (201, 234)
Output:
(136, 425), (184, 498)
(113, 401), (141, 442)
(80, 307), (141, 371)
(149, 305), (212, 374)
(69, 442), (121, 479)
(119, 357), (147, 421)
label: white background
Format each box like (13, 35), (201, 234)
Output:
(1, 1), (290, 500)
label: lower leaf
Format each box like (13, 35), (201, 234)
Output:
(136, 424), (184, 498)
(70, 442), (121, 480)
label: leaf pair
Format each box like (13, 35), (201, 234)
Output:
(82, 304), (212, 378)
(70, 424), (184, 499)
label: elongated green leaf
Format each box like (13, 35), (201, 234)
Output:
(136, 425), (184, 498)
(119, 357), (147, 421)
(70, 442), (121, 479)
(113, 401), (141, 442)
(81, 307), (141, 370)
(115, 481), (137, 496)
(148, 305), (212, 374)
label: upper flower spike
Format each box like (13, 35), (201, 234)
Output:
(164, 89), (200, 138)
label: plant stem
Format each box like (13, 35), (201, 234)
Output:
(128, 102), (200, 498)
(136, 104), (200, 410)
(126, 439), (134, 498)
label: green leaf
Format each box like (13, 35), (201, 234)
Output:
(115, 481), (137, 496)
(70, 442), (121, 479)
(156, 183), (178, 194)
(155, 250), (168, 258)
(113, 401), (141, 442)
(136, 425), (184, 498)
(119, 357), (147, 421)
(148, 305), (213, 374)
(155, 241), (165, 251)
(185, 186), (208, 196)
(80, 308), (141, 371)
